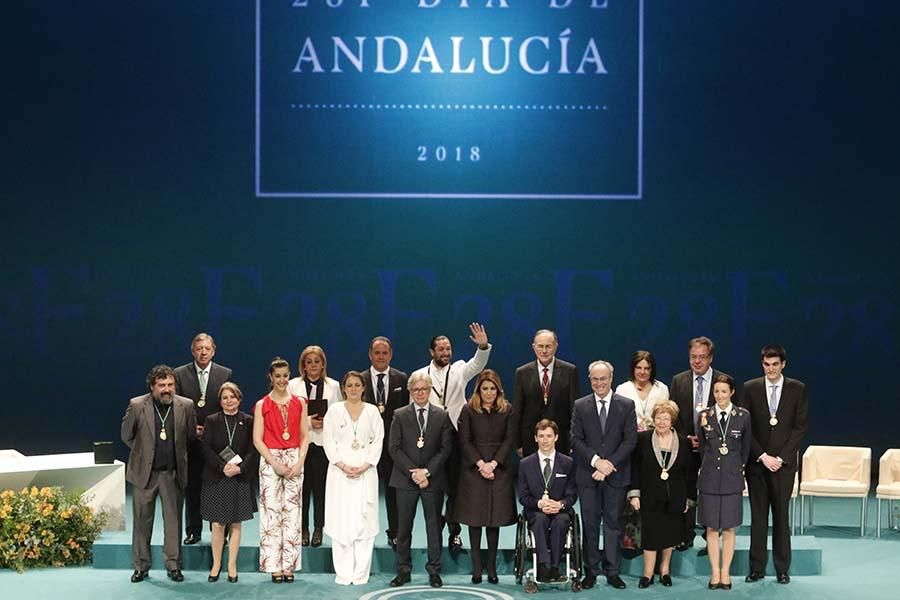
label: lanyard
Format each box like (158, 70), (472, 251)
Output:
(224, 413), (237, 447)
(428, 364), (451, 407)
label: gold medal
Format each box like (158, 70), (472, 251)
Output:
(197, 399), (206, 408)
(159, 429), (167, 441)
(378, 403), (385, 414)
(542, 491), (550, 501)
(416, 437), (425, 449)
(282, 430), (290, 441)
(660, 470), (669, 481)
(352, 439), (361, 450)
(769, 416), (778, 426)
(543, 394), (548, 406)
(719, 445), (729, 456)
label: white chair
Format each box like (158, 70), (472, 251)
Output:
(799, 445), (871, 536)
(876, 449), (900, 538)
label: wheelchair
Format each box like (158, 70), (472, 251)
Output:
(513, 508), (583, 593)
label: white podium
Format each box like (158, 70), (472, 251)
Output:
(0, 450), (125, 530)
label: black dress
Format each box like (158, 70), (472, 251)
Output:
(451, 404), (518, 527)
(200, 410), (258, 523)
(629, 430), (696, 550)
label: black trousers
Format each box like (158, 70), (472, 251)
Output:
(302, 444), (327, 530)
(395, 488), (444, 575)
(377, 453), (398, 538)
(579, 481), (626, 578)
(184, 438), (204, 537)
(442, 433), (462, 537)
(528, 512), (570, 568)
(747, 466), (794, 574)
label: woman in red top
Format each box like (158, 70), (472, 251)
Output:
(253, 357), (309, 583)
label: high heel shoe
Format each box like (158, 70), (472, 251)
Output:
(487, 574), (499, 584)
(228, 574), (238, 583)
(284, 573), (295, 583)
(271, 573), (284, 583)
(208, 571), (220, 583)
(708, 580), (720, 589)
(471, 574), (483, 584)
(638, 576), (653, 588)
(660, 574), (673, 586)
(720, 580), (732, 590)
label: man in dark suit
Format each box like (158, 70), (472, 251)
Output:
(668, 335), (731, 551)
(173, 332), (233, 545)
(742, 345), (808, 585)
(122, 365), (196, 583)
(514, 329), (580, 456)
(571, 360), (637, 589)
(519, 418), (578, 582)
(361, 335), (409, 548)
(388, 371), (454, 589)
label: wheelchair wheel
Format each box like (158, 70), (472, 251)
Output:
(514, 514), (527, 585)
(571, 579), (583, 593)
(524, 580), (539, 594)
(570, 511), (583, 578)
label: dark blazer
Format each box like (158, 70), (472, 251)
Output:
(514, 358), (579, 454)
(697, 405), (752, 494)
(670, 368), (732, 438)
(570, 393), (637, 488)
(361, 367), (409, 461)
(741, 376), (808, 472)
(200, 411), (258, 483)
(518, 451), (577, 521)
(630, 431), (696, 513)
(121, 393), (196, 488)
(174, 361), (233, 425)
(388, 402), (454, 491)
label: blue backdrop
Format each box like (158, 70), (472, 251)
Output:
(4, 1), (898, 462)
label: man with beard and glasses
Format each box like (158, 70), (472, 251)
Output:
(122, 365), (196, 583)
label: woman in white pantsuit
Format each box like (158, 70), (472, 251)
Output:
(323, 370), (384, 585)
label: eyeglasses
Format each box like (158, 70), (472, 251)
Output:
(589, 376), (610, 383)
(534, 344), (556, 351)
(410, 387), (430, 393)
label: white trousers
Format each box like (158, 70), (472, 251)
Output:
(331, 536), (375, 585)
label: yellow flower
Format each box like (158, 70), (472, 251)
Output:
(0, 490), (13, 499)
(60, 508), (72, 519)
(30, 486), (39, 497)
(39, 487), (52, 498)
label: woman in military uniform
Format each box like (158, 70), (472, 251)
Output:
(698, 374), (751, 589)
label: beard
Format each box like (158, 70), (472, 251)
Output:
(156, 392), (174, 405)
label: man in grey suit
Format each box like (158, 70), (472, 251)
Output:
(668, 336), (732, 551)
(513, 329), (580, 456)
(173, 332), (232, 545)
(388, 371), (454, 589)
(361, 335), (409, 548)
(571, 360), (637, 589)
(122, 365), (196, 583)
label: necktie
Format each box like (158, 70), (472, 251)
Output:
(720, 411), (728, 432)
(541, 367), (550, 396)
(769, 384), (778, 415)
(694, 376), (704, 428)
(199, 370), (208, 398)
(543, 457), (552, 484)
(417, 408), (425, 430)
(598, 399), (607, 433)
(377, 373), (385, 405)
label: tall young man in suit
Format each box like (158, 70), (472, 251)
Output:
(519, 418), (578, 582)
(122, 365), (196, 583)
(361, 335), (409, 548)
(668, 336), (731, 551)
(173, 332), (233, 545)
(388, 372), (454, 589)
(742, 345), (808, 585)
(410, 322), (491, 552)
(513, 329), (579, 456)
(571, 360), (637, 589)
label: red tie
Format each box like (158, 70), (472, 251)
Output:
(541, 367), (550, 404)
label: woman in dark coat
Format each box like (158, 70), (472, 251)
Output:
(452, 369), (517, 584)
(201, 382), (258, 583)
(628, 400), (696, 588)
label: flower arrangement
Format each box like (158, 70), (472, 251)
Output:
(0, 486), (107, 573)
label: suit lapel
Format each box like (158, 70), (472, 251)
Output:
(362, 371), (376, 404)
(141, 397), (156, 441)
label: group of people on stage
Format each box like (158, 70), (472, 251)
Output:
(121, 329), (807, 591)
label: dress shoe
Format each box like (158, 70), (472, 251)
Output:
(389, 573), (410, 587)
(130, 569), (148, 583)
(183, 533), (200, 545)
(581, 574), (597, 589)
(386, 532), (397, 548)
(301, 529), (310, 547)
(548, 567), (560, 582)
(167, 569), (184, 582)
(471, 574), (483, 584)
(311, 527), (323, 547)
(607, 574), (627, 589)
(488, 574), (500, 584)
(745, 571), (765, 582)
(537, 564), (549, 581)
(777, 573), (791, 584)
(227, 575), (238, 583)
(429, 574), (443, 588)
(448, 535), (463, 553)
(638, 576), (654, 588)
(660, 574), (673, 587)
(208, 571), (220, 582)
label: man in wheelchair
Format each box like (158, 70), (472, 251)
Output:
(518, 419), (578, 582)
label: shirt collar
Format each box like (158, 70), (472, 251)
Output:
(717, 402), (733, 415)
(370, 366), (389, 378)
(767, 375), (784, 388)
(538, 449), (556, 462)
(195, 362), (209, 374)
(594, 391), (612, 404)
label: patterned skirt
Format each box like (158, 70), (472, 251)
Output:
(200, 475), (257, 524)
